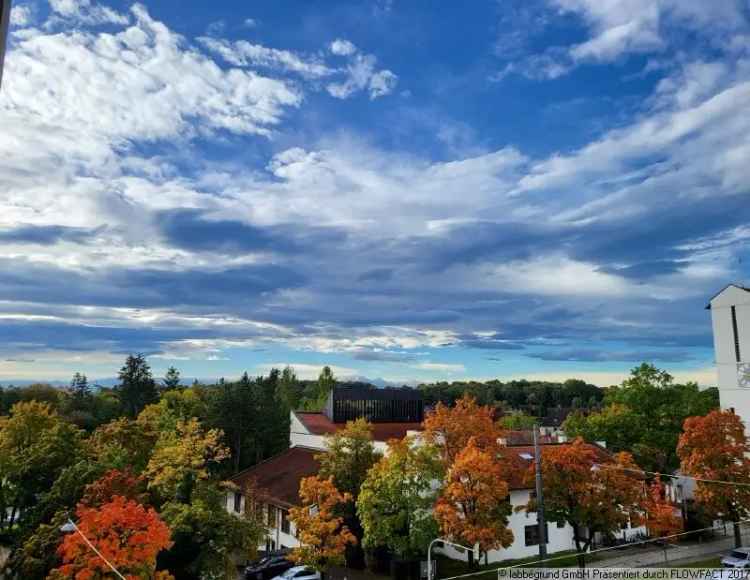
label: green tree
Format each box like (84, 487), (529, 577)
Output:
(358, 438), (443, 559)
(304, 366), (336, 409)
(254, 369), (291, 462)
(563, 363), (718, 472)
(317, 419), (380, 568)
(115, 354), (159, 417)
(0, 401), (84, 532)
(279, 365), (302, 410)
(499, 410), (537, 430)
(208, 372), (257, 472)
(162, 366), (182, 390)
(160, 481), (264, 578)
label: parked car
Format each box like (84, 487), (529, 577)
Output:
(271, 566), (321, 580)
(244, 553), (295, 580)
(721, 548), (750, 568)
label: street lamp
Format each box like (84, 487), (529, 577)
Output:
(0, 0), (10, 89)
(427, 538), (479, 580)
(60, 518), (127, 580)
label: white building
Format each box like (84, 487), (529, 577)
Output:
(227, 388), (645, 563)
(707, 284), (750, 419)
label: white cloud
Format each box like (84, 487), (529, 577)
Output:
(48, 0), (129, 26)
(415, 362), (466, 373)
(330, 38), (357, 56)
(198, 37), (333, 78)
(243, 18), (258, 28)
(326, 53), (398, 100)
(10, 4), (33, 26)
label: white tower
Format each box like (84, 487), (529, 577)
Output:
(708, 284), (750, 419)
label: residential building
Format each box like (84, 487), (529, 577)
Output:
(227, 387), (645, 563)
(707, 284), (750, 422)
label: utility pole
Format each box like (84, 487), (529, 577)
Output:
(533, 425), (547, 564)
(0, 0), (10, 89)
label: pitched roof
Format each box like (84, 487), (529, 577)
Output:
(705, 283), (750, 309)
(294, 411), (422, 441)
(230, 446), (321, 508)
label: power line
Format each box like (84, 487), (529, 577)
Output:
(593, 463), (750, 488)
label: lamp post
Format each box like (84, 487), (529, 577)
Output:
(0, 0), (10, 89)
(60, 518), (127, 580)
(427, 538), (478, 580)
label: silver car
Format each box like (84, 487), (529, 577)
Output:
(721, 548), (750, 568)
(271, 566), (322, 580)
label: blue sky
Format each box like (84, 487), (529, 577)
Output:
(1, 0), (749, 385)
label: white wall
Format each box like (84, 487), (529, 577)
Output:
(710, 286), (750, 427)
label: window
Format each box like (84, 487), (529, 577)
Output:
(233, 492), (242, 513)
(524, 524), (549, 546)
(557, 521), (565, 528)
(281, 509), (291, 534)
(732, 306), (741, 362)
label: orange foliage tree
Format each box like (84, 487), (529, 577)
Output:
(534, 438), (644, 568)
(639, 476), (682, 540)
(422, 394), (504, 464)
(50, 496), (173, 580)
(434, 438), (514, 565)
(80, 468), (148, 508)
(288, 476), (357, 575)
(678, 409), (750, 548)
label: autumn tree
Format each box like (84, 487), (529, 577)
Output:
(116, 353), (160, 417)
(534, 438), (644, 568)
(145, 417), (229, 502)
(50, 496), (173, 580)
(317, 418), (381, 567)
(289, 476), (357, 576)
(87, 416), (158, 473)
(422, 394), (504, 464)
(640, 476), (683, 540)
(678, 409), (750, 548)
(434, 437), (514, 566)
(358, 438), (444, 559)
(0, 401), (83, 531)
(81, 468), (148, 508)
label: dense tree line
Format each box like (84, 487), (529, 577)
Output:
(418, 377), (604, 420)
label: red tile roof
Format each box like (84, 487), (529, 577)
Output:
(230, 446), (321, 508)
(295, 412), (422, 441)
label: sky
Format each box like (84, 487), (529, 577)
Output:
(1, 0), (749, 386)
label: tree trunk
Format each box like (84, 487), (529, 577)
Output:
(468, 548), (475, 569)
(734, 520), (743, 548)
(572, 524), (586, 569)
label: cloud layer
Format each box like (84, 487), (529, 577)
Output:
(0, 0), (748, 381)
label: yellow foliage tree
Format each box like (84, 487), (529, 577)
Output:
(145, 418), (229, 501)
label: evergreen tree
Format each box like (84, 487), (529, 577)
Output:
(162, 366), (181, 390)
(279, 365), (302, 410)
(254, 369), (290, 462)
(208, 372), (257, 472)
(69, 373), (91, 410)
(114, 354), (159, 417)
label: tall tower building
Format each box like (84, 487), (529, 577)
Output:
(0, 0), (10, 89)
(707, 284), (750, 418)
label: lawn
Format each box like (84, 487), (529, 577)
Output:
(668, 557), (722, 568)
